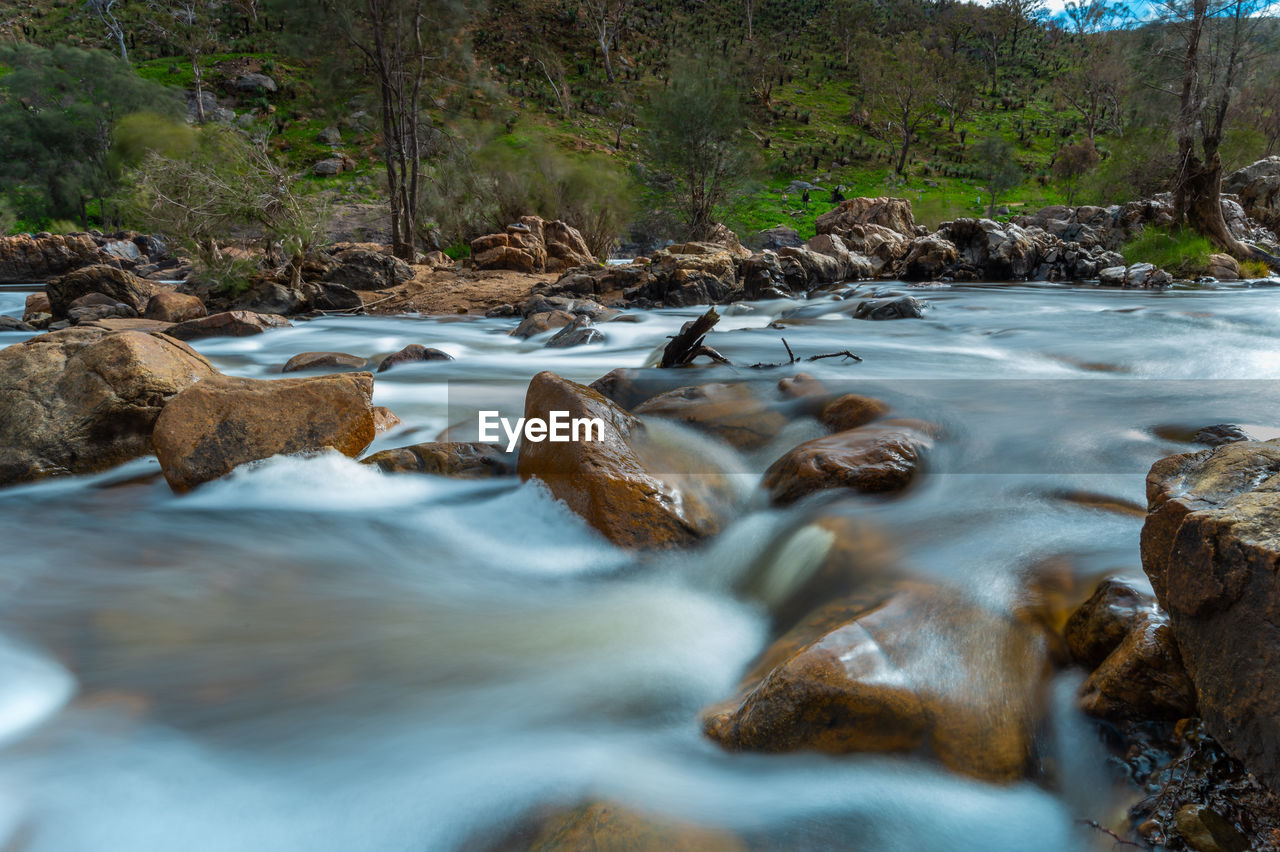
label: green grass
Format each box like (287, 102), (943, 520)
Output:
(1121, 227), (1216, 275)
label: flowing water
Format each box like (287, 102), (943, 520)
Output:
(3, 279), (1280, 850)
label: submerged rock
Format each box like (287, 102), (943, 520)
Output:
(763, 420), (934, 505)
(526, 801), (745, 852)
(167, 310), (291, 341)
(851, 295), (925, 320)
(376, 344), (453, 372)
(282, 351), (367, 373)
(512, 310), (575, 339)
(517, 371), (735, 549)
(153, 372), (377, 492)
(362, 442), (515, 477)
(0, 329), (217, 485)
(633, 381), (789, 451)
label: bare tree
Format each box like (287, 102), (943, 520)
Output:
(1157, 0), (1277, 262)
(996, 0), (1046, 64)
(1055, 38), (1126, 138)
(532, 47), (572, 117)
(145, 0), (220, 123)
(932, 53), (980, 133)
(861, 38), (939, 174)
(86, 0), (128, 61)
(582, 0), (632, 83)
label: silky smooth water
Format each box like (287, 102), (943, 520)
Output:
(3, 280), (1280, 851)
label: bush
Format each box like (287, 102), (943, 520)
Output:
(1122, 226), (1215, 276)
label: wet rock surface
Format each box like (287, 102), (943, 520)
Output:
(362, 442), (514, 477)
(763, 419), (934, 505)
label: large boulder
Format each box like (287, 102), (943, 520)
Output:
(942, 219), (1041, 280)
(322, 248), (413, 291)
(899, 235), (958, 280)
(152, 372), (377, 492)
(145, 291), (207, 323)
(516, 371), (736, 549)
(836, 224), (912, 275)
(167, 310), (291, 341)
(472, 217), (594, 273)
(0, 329), (218, 485)
(0, 233), (103, 283)
(702, 577), (1050, 782)
(636, 244), (738, 306)
(633, 382), (790, 451)
(1225, 156), (1280, 233)
(763, 420), (933, 505)
(46, 264), (155, 316)
(816, 197), (917, 238)
(1141, 439), (1280, 787)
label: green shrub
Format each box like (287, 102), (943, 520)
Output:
(1121, 226), (1215, 276)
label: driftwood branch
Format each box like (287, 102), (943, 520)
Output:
(660, 307), (721, 367)
(1075, 820), (1140, 848)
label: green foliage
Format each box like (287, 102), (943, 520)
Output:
(1084, 127), (1178, 205)
(1052, 137), (1100, 205)
(0, 197), (16, 235)
(643, 56), (752, 240)
(0, 44), (183, 226)
(422, 126), (636, 258)
(972, 135), (1023, 217)
(1122, 226), (1215, 276)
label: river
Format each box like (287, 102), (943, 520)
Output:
(2, 279), (1279, 850)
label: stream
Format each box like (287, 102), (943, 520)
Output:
(3, 279), (1280, 850)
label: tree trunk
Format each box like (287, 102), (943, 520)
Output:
(599, 32), (615, 82)
(896, 125), (910, 174)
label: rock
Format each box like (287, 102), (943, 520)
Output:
(153, 372), (377, 492)
(706, 223), (752, 260)
(762, 419), (933, 506)
(303, 281), (362, 312)
(545, 316), (604, 348)
(1064, 577), (1156, 669)
(234, 73), (278, 93)
(323, 248), (413, 291)
(317, 126), (341, 145)
(851, 295), (925, 320)
(633, 382), (789, 451)
(757, 226), (804, 250)
(472, 217), (593, 273)
(0, 233), (103, 283)
(1225, 156), (1280, 234)
(145, 291), (207, 323)
(587, 368), (708, 410)
(361, 442), (514, 477)
(1174, 803), (1249, 852)
(23, 292), (51, 322)
(376, 344), (453, 372)
(167, 311), (291, 341)
(81, 317), (175, 334)
(900, 235), (959, 280)
(372, 406), (400, 434)
(943, 219), (1040, 280)
(47, 264), (155, 316)
(517, 371), (733, 549)
(819, 394), (890, 432)
(702, 578), (1049, 782)
(740, 252), (787, 298)
(0, 329), (217, 485)
(1098, 266), (1127, 286)
(1078, 607), (1196, 720)
(99, 239), (141, 264)
(312, 158), (346, 177)
(67, 295), (138, 325)
(637, 244), (738, 306)
(512, 310), (575, 339)
(837, 224), (912, 275)
(816, 197), (917, 238)
(1207, 253), (1241, 280)
(1141, 439), (1280, 788)
(1193, 424), (1254, 447)
(777, 245), (847, 287)
(282, 351), (366, 373)
(527, 802), (746, 852)
(0, 315), (35, 332)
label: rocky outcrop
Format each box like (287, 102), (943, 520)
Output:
(702, 577), (1050, 782)
(816, 196), (917, 238)
(152, 372), (377, 492)
(167, 311), (291, 341)
(361, 442), (514, 477)
(47, 265), (156, 316)
(1225, 156), (1280, 235)
(472, 217), (595, 274)
(0, 328), (217, 485)
(516, 371), (737, 549)
(1141, 439), (1280, 788)
(0, 233), (108, 283)
(630, 243), (739, 306)
(321, 247), (414, 291)
(145, 291), (207, 323)
(763, 419), (933, 505)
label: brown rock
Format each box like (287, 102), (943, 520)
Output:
(372, 406), (401, 434)
(376, 344), (453, 372)
(1141, 440), (1280, 787)
(362, 442), (514, 477)
(152, 372), (377, 492)
(1079, 609), (1197, 720)
(167, 311), (291, 341)
(703, 579), (1048, 782)
(512, 310), (575, 339)
(47, 264), (155, 316)
(323, 248), (413, 291)
(763, 420), (934, 506)
(282, 351), (367, 373)
(80, 317), (175, 334)
(0, 328), (217, 484)
(528, 802), (745, 852)
(475, 244), (537, 273)
(517, 371), (733, 549)
(145, 291), (207, 323)
(587, 368), (703, 410)
(820, 394), (890, 432)
(24, 292), (51, 321)
(815, 197), (917, 238)
(0, 233), (102, 283)
(634, 382), (788, 451)
(1064, 577), (1157, 669)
